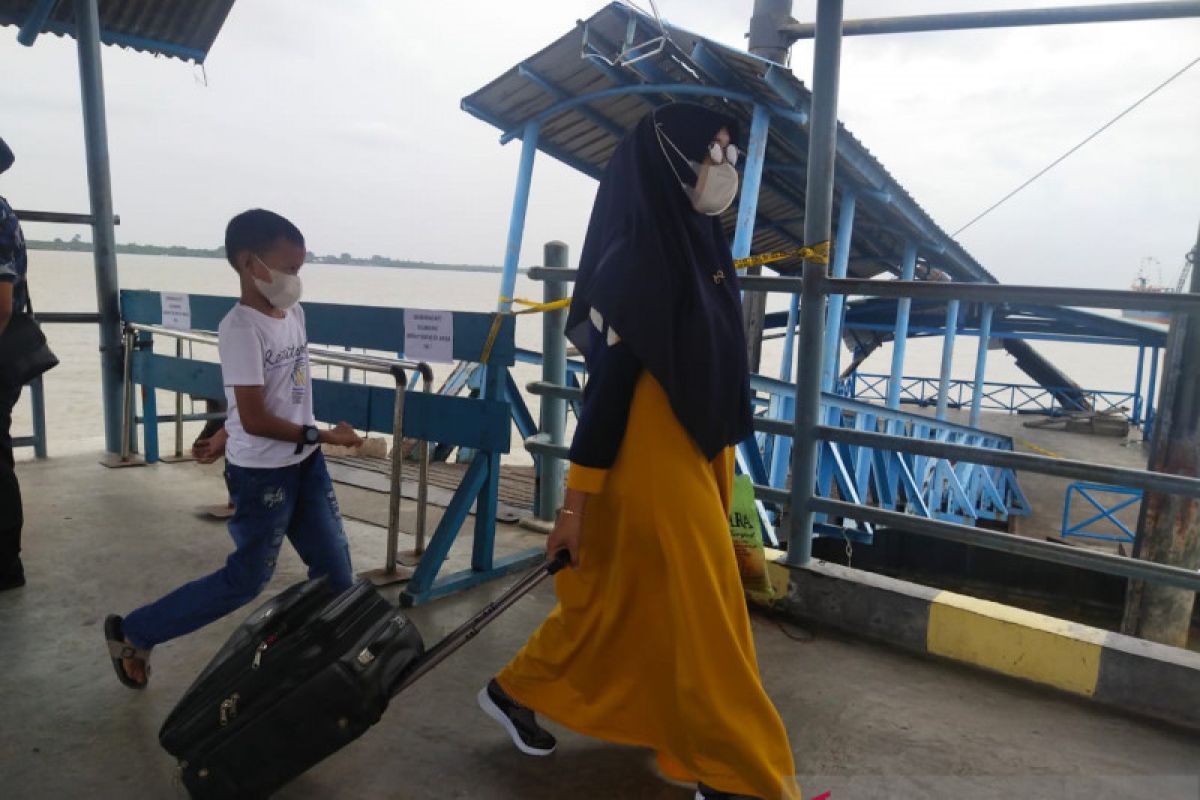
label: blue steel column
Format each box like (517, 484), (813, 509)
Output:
(729, 105), (774, 474)
(1146, 345), (1160, 435)
(820, 190), (856, 392)
(779, 295), (800, 380)
(885, 242), (919, 409)
(733, 104), (772, 372)
(786, 0), (843, 567)
(936, 299), (961, 420)
(474, 119), (540, 571)
(969, 303), (994, 428)
(74, 0), (123, 453)
(731, 105), (771, 262)
(496, 121), (540, 322)
(1132, 345), (1145, 426)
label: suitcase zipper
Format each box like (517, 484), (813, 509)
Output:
(252, 641), (268, 669)
(251, 633), (280, 669)
(218, 693), (240, 726)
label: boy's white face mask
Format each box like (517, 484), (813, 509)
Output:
(655, 124), (740, 216)
(252, 255), (303, 309)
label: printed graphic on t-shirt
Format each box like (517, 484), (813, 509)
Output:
(290, 363), (307, 405)
(264, 343), (309, 406)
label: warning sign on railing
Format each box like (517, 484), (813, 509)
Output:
(403, 309), (453, 363)
(160, 292), (191, 331)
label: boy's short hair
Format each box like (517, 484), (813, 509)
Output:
(224, 209), (304, 269)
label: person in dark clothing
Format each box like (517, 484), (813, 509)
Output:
(0, 135), (29, 592)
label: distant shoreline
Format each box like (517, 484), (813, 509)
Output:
(25, 239), (506, 274)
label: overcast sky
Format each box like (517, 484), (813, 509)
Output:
(1, 0), (1197, 288)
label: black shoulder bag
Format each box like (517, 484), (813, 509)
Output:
(0, 292), (59, 387)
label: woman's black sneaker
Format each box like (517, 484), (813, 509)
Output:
(477, 678), (557, 756)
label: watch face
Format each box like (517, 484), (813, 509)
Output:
(306, 427), (320, 444)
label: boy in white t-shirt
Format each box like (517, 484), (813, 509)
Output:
(105, 209), (362, 689)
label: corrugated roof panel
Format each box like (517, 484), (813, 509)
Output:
(0, 0), (236, 63)
(463, 2), (1003, 286)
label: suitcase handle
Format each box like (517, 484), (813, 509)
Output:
(391, 551), (570, 695)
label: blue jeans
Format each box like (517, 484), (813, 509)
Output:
(123, 450), (353, 650)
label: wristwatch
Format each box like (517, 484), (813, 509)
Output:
(296, 424), (319, 454)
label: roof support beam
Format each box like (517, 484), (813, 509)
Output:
(17, 0), (57, 46)
(461, 99), (601, 180)
(517, 64), (626, 140)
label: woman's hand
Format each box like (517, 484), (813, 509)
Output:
(546, 510), (583, 568)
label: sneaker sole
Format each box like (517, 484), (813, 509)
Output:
(476, 686), (556, 757)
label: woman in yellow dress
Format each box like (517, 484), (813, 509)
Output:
(477, 102), (800, 800)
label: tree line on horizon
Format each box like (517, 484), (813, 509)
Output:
(25, 234), (502, 272)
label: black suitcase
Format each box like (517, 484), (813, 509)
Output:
(159, 552), (568, 799)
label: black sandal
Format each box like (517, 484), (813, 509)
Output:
(104, 614), (151, 689)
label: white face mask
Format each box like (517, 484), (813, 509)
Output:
(688, 161), (739, 216)
(655, 123), (740, 216)
(252, 255), (303, 309)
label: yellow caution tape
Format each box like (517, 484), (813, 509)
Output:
(505, 297), (572, 314)
(480, 296), (574, 364)
(734, 241), (831, 270)
(478, 241), (828, 363)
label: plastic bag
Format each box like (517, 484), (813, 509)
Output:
(729, 474), (774, 597)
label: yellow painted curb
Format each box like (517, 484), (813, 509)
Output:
(927, 591), (1104, 696)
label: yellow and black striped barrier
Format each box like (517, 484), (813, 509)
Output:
(750, 551), (1200, 731)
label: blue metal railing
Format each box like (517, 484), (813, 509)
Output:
(10, 377), (48, 459)
(750, 373), (1031, 533)
(1061, 482), (1143, 543)
(849, 373), (1138, 418)
(519, 299), (1033, 548)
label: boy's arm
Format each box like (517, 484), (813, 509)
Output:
(232, 385), (361, 446)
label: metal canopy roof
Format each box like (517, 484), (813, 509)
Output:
(0, 0), (235, 63)
(462, 1), (996, 284)
(464, 2), (1154, 392)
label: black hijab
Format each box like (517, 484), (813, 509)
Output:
(565, 102), (753, 460)
(0, 138), (13, 175)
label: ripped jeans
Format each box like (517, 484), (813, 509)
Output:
(122, 450), (353, 650)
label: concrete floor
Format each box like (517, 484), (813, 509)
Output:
(3, 454), (1200, 799)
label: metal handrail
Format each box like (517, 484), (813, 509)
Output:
(739, 275), (1200, 312)
(808, 496), (1200, 593)
(14, 209), (121, 225)
(853, 373), (1137, 412)
(813, 425), (1200, 498)
(530, 267), (1200, 313)
(32, 312), (103, 324)
(120, 322), (433, 579)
